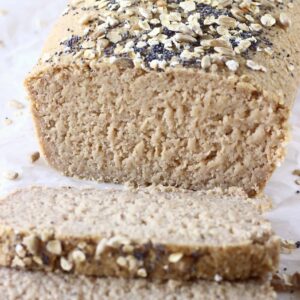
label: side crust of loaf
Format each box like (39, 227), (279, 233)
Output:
(0, 267), (276, 300)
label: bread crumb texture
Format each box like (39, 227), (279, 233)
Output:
(25, 0), (300, 195)
(0, 267), (276, 300)
(0, 187), (279, 280)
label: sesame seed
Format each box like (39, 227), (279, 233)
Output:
(174, 33), (197, 44)
(137, 268), (147, 278)
(79, 14), (94, 26)
(168, 252), (184, 263)
(214, 274), (223, 282)
(60, 257), (73, 272)
(246, 60), (267, 72)
(12, 256), (25, 268)
(15, 244), (26, 258)
(23, 235), (39, 255)
(217, 16), (237, 29)
(226, 60), (239, 72)
(179, 1), (196, 13)
(72, 250), (86, 263)
(116, 256), (127, 267)
(46, 240), (62, 255)
(261, 14), (276, 27)
(279, 13), (291, 28)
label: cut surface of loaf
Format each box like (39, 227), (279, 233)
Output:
(0, 267), (276, 300)
(25, 0), (300, 196)
(0, 186), (279, 280)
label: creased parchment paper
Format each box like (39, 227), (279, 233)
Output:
(0, 1), (299, 298)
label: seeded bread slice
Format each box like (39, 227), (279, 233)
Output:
(0, 268), (276, 300)
(0, 186), (279, 281)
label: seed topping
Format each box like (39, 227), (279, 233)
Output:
(44, 0), (293, 73)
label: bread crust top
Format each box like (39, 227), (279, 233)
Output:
(25, 0), (300, 107)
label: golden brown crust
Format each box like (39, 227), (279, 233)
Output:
(272, 272), (300, 291)
(0, 228), (280, 281)
(32, 0), (300, 107)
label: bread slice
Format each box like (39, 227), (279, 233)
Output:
(24, 0), (300, 196)
(0, 267), (276, 300)
(0, 186), (279, 280)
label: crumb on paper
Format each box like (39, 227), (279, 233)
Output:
(14, 110), (24, 117)
(3, 171), (19, 180)
(292, 169), (300, 176)
(3, 118), (13, 126)
(9, 100), (25, 110)
(30, 152), (40, 163)
(272, 272), (300, 291)
(280, 238), (297, 253)
(34, 18), (48, 30)
(295, 179), (300, 185)
(0, 9), (8, 16)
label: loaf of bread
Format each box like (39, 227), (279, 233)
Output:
(24, 0), (300, 196)
(0, 267), (276, 300)
(0, 187), (279, 280)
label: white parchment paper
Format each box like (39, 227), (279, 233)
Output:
(0, 1), (299, 298)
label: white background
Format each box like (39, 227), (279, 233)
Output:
(0, 1), (299, 298)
